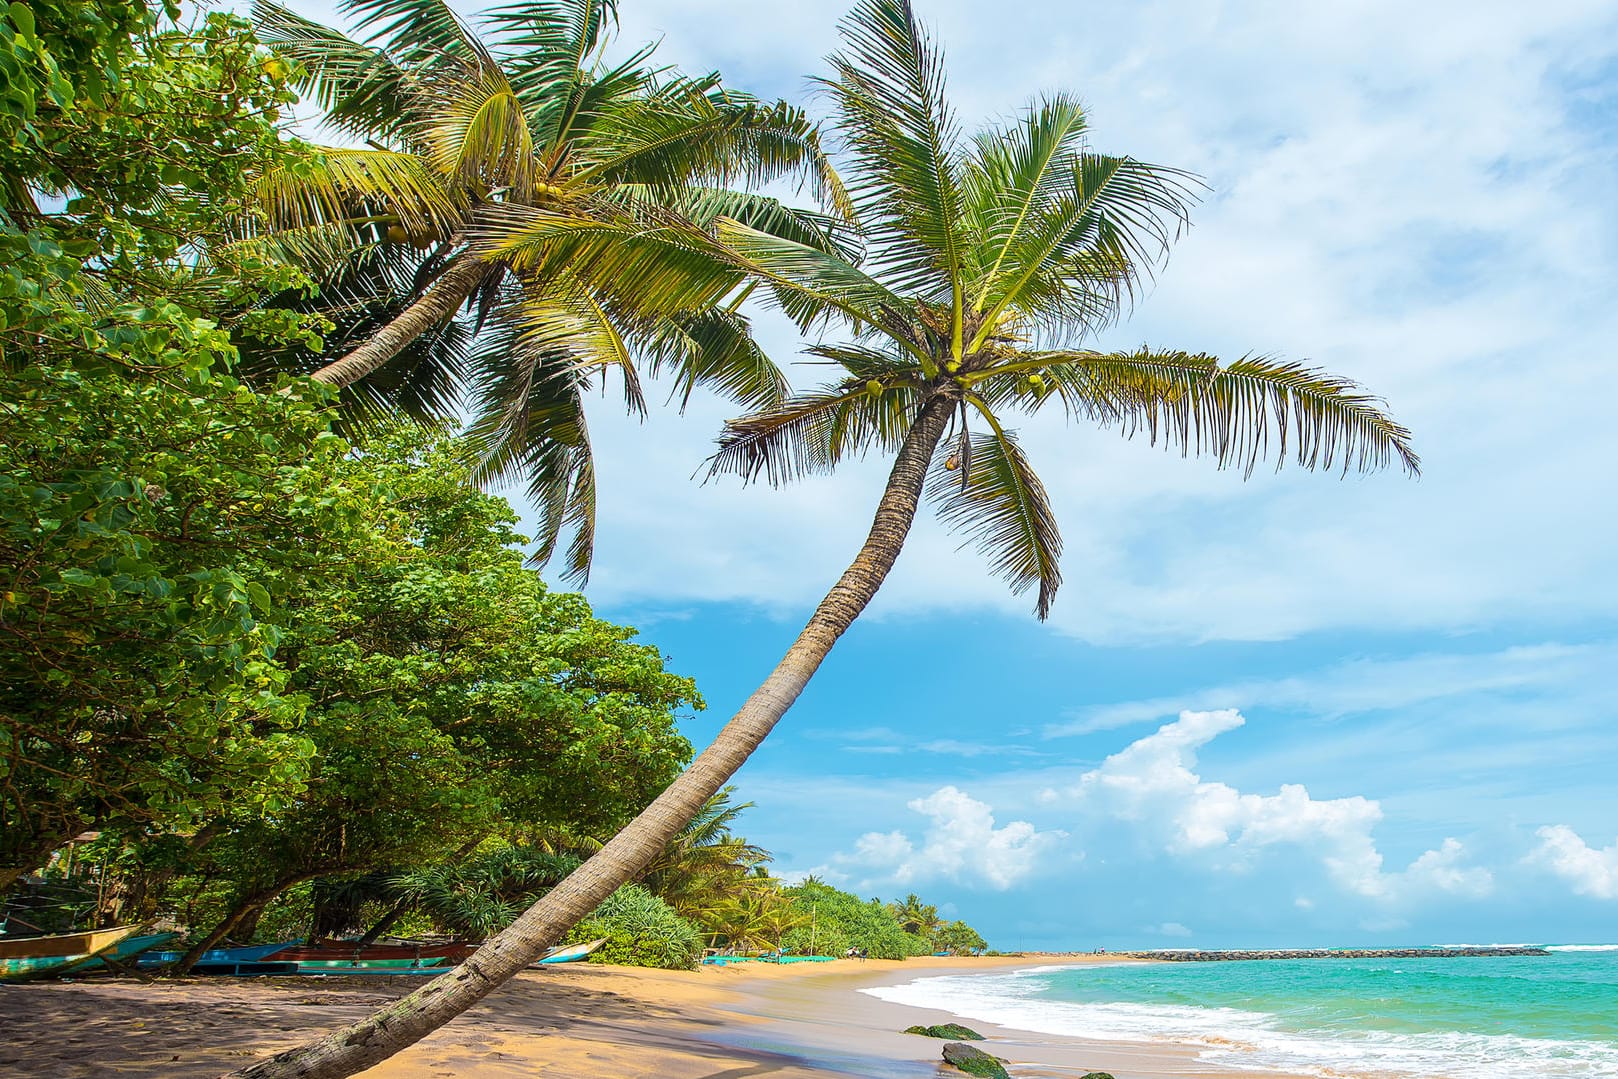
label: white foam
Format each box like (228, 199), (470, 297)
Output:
(1546, 944), (1618, 953)
(861, 972), (1618, 1078)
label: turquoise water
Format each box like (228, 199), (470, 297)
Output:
(863, 946), (1618, 1077)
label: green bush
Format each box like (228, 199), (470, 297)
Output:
(778, 880), (928, 959)
(566, 885), (702, 970)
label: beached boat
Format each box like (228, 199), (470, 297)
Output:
(0, 925), (142, 981)
(78, 931), (181, 972)
(136, 941), (297, 974)
(273, 940), (476, 963)
(533, 938), (605, 966)
(292, 956), (452, 972)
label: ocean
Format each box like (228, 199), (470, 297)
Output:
(861, 946), (1618, 1077)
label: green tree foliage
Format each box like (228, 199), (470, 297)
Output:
(0, 3), (339, 886)
(153, 431), (697, 963)
(931, 920), (987, 956)
(779, 879), (928, 959)
(565, 884), (703, 970)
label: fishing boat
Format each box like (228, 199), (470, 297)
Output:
(78, 931), (181, 972)
(0, 925), (142, 981)
(273, 939), (476, 964)
(533, 938), (605, 966)
(136, 941), (297, 975)
(292, 955), (452, 972)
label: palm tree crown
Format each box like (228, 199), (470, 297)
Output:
(251, 0), (854, 580)
(707, 0), (1416, 617)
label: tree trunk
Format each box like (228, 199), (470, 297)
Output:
(0, 867), (23, 894)
(225, 392), (957, 1079)
(306, 254), (487, 389)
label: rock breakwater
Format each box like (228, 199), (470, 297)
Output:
(1115, 947), (1550, 961)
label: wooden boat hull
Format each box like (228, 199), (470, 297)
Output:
(137, 942), (295, 969)
(293, 956), (451, 971)
(79, 932), (180, 971)
(0, 925), (141, 981)
(273, 940), (475, 963)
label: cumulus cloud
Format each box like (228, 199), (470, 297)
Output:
(1069, 710), (1490, 900)
(1529, 825), (1618, 899)
(837, 786), (1065, 891)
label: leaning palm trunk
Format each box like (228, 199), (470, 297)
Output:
(307, 254), (487, 388)
(226, 394), (956, 1079)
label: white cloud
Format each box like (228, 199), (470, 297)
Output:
(1068, 710), (1490, 901)
(1530, 825), (1618, 899)
(837, 786), (1065, 891)
(1405, 838), (1495, 900)
(1150, 921), (1193, 938)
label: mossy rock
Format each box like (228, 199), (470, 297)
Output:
(903, 1023), (985, 1040)
(1079, 1073), (1116, 1079)
(941, 1042), (1009, 1079)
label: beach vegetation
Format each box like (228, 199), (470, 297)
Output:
(563, 884), (704, 970)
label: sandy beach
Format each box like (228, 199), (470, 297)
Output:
(0, 955), (1315, 1079)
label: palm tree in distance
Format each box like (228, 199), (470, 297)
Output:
(229, 3), (1417, 1076)
(251, 0), (851, 578)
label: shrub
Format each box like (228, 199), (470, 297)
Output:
(566, 885), (702, 970)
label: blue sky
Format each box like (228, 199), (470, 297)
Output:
(284, 0), (1618, 948)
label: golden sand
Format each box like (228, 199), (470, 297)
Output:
(0, 955), (1311, 1078)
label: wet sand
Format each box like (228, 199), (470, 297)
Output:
(0, 955), (1310, 1078)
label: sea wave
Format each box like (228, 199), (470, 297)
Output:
(861, 972), (1618, 1078)
(1545, 944), (1618, 953)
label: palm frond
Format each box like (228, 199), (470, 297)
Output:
(254, 148), (462, 237)
(580, 85), (853, 220)
(485, 0), (628, 137)
(464, 294), (599, 583)
(706, 381), (922, 486)
(961, 91), (1089, 307)
(927, 417), (1062, 619)
(640, 307), (788, 412)
(412, 63), (536, 195)
(822, 0), (968, 309)
(343, 0), (497, 71)
(474, 203), (747, 319)
(624, 186), (860, 261)
(712, 219), (919, 347)
(969, 153), (1200, 348)
(1039, 349), (1421, 477)
(253, 0), (417, 146)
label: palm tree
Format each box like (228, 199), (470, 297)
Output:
(890, 893), (940, 938)
(251, 0), (852, 578)
(638, 787), (770, 922)
(229, 3), (1416, 1076)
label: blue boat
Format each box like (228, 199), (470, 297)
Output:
(532, 938), (605, 966)
(137, 941), (298, 975)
